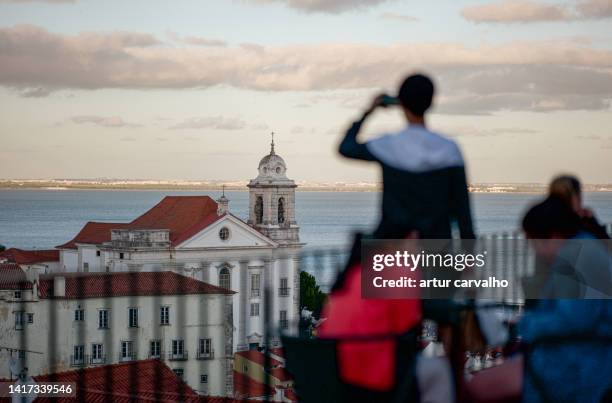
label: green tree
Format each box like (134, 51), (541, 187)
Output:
(299, 271), (326, 317)
(0, 244), (5, 252)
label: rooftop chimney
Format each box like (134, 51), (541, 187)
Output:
(53, 276), (66, 298)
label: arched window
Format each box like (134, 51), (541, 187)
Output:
(255, 196), (263, 224)
(219, 267), (231, 290)
(278, 197), (285, 224)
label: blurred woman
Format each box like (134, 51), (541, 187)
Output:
(549, 175), (609, 239)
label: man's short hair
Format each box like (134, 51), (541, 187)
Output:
(522, 197), (581, 239)
(398, 74), (435, 116)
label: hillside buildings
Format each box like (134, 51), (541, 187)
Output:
(0, 138), (302, 398)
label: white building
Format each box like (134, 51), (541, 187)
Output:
(52, 138), (302, 351)
(0, 267), (234, 396)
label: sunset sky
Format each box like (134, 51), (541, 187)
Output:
(1, 0), (611, 184)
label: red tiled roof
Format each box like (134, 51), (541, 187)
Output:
(233, 370), (275, 399)
(127, 196), (222, 246)
(235, 349), (283, 368)
(56, 222), (128, 249)
(269, 366), (293, 382)
(38, 271), (234, 299)
(0, 263), (32, 290)
(0, 248), (59, 265)
(268, 347), (285, 358)
(283, 388), (298, 402)
(33, 359), (200, 403)
(3, 362), (258, 403)
(56, 197), (225, 250)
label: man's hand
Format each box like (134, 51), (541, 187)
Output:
(362, 93), (392, 118)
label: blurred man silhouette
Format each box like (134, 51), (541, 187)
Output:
(339, 73), (474, 240)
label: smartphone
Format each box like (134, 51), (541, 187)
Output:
(381, 94), (400, 107)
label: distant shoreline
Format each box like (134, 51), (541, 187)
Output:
(1, 180), (611, 193)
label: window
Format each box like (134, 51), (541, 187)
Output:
(83, 262), (89, 272)
(96, 250), (101, 257)
(219, 267), (231, 290)
(219, 227), (230, 241)
(14, 291), (22, 299)
(119, 252), (124, 260)
(128, 307), (138, 328)
(280, 310), (288, 330)
(99, 309), (109, 329)
(149, 340), (161, 358)
(15, 311), (24, 330)
(91, 343), (104, 363)
(250, 273), (260, 297)
(250, 303), (260, 317)
(279, 277), (289, 297)
(160, 306), (170, 325)
(72, 345), (85, 366)
(200, 374), (208, 384)
(26, 313), (34, 324)
(121, 341), (134, 361)
(171, 339), (185, 360)
(75, 309), (84, 321)
(278, 197), (285, 224)
(254, 196), (263, 224)
(172, 368), (184, 379)
(198, 338), (212, 359)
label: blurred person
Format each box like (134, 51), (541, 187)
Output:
(338, 73), (475, 240)
(466, 197), (612, 403)
(549, 174), (609, 239)
(318, 226), (455, 403)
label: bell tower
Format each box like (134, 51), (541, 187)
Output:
(248, 133), (299, 245)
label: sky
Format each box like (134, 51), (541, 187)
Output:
(0, 0), (611, 184)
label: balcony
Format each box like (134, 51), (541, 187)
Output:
(196, 350), (214, 360)
(167, 351), (188, 361)
(118, 352), (137, 362)
(70, 355), (87, 367)
(149, 351), (164, 360)
(90, 355), (106, 365)
(110, 229), (171, 248)
(279, 287), (290, 297)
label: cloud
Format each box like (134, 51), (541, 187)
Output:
(435, 125), (540, 137)
(170, 116), (247, 130)
(576, 0), (612, 18)
(462, 0), (569, 23)
(19, 87), (52, 97)
(246, 0), (391, 13)
(380, 12), (419, 22)
(462, 0), (612, 23)
(167, 31), (227, 47)
(69, 115), (141, 128)
(576, 134), (603, 140)
(2, 25), (612, 114)
(251, 123), (270, 130)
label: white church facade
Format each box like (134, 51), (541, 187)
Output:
(54, 138), (303, 352)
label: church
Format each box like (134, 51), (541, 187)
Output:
(54, 137), (303, 352)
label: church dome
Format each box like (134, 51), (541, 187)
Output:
(256, 136), (288, 178)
